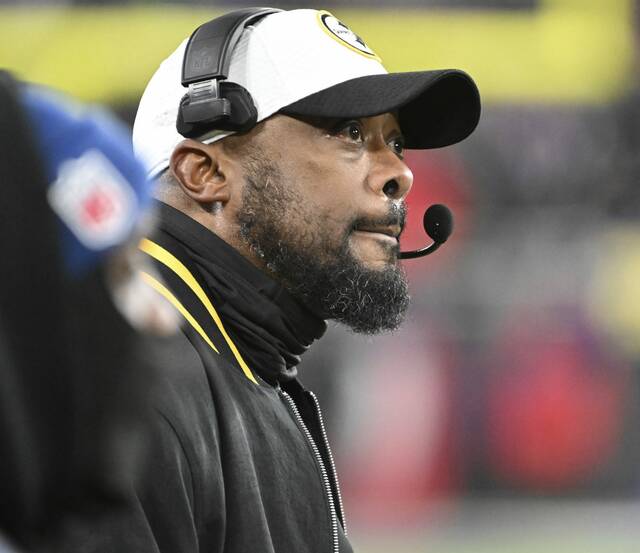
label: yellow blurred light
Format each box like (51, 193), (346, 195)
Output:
(588, 226), (640, 357)
(0, 0), (635, 104)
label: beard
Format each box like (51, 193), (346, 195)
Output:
(236, 156), (410, 334)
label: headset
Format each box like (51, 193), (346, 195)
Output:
(177, 7), (282, 138)
(176, 9), (455, 260)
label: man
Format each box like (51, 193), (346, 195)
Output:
(0, 71), (177, 551)
(105, 7), (479, 553)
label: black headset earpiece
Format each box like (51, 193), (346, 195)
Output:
(177, 7), (282, 138)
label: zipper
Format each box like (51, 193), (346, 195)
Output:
(308, 390), (347, 536)
(279, 389), (340, 553)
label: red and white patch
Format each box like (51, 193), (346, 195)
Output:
(48, 149), (137, 250)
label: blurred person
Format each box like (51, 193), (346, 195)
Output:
(0, 70), (177, 551)
(73, 8), (480, 553)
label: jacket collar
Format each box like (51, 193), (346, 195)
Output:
(153, 202), (327, 384)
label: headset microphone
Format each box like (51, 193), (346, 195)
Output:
(399, 204), (453, 260)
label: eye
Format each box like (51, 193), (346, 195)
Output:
(389, 135), (405, 158)
(333, 120), (364, 143)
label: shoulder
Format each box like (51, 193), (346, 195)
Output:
(142, 331), (222, 451)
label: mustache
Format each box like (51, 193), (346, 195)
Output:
(350, 202), (407, 234)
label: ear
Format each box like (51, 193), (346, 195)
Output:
(170, 139), (230, 205)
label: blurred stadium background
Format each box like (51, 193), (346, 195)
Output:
(2, 0), (640, 551)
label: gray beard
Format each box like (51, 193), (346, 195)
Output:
(236, 160), (410, 335)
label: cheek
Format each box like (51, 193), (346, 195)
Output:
(282, 143), (366, 200)
(307, 165), (369, 251)
(296, 161), (365, 224)
(277, 140), (371, 248)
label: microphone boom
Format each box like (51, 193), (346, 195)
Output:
(399, 204), (453, 260)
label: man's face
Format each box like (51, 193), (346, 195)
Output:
(231, 112), (414, 334)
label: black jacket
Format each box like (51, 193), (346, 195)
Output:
(64, 203), (353, 553)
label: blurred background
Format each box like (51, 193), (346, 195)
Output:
(2, 0), (640, 551)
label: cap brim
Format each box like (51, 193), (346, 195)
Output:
(280, 69), (480, 149)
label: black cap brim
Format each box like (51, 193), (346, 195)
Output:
(280, 69), (481, 149)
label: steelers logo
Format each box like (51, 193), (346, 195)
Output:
(317, 11), (380, 61)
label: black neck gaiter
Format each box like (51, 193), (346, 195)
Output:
(156, 203), (327, 384)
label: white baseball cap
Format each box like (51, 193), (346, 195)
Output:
(133, 8), (480, 178)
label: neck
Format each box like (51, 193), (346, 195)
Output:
(154, 202), (327, 383)
(156, 192), (271, 277)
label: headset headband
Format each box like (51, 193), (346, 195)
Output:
(177, 7), (282, 137)
(182, 7), (281, 86)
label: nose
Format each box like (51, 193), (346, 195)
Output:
(368, 148), (413, 201)
(383, 179), (400, 198)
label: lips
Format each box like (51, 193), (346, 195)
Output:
(353, 225), (401, 240)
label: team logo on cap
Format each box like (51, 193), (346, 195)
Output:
(317, 11), (381, 61)
(48, 149), (138, 250)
